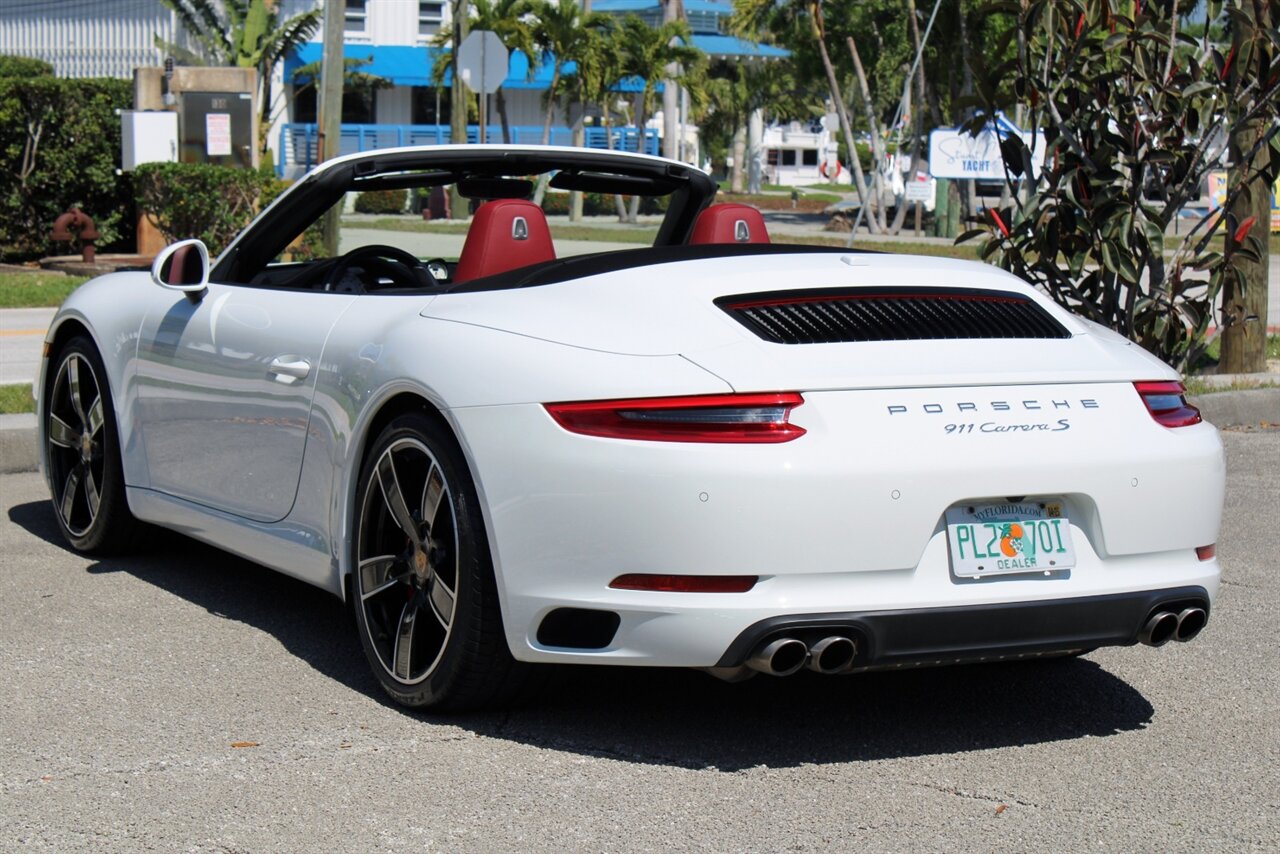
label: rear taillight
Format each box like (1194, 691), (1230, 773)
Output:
(1134, 381), (1201, 428)
(544, 392), (806, 443)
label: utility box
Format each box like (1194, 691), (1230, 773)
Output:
(121, 110), (178, 171)
(180, 91), (254, 169)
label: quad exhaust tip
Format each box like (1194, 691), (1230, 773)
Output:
(1140, 606), (1208, 647)
(1175, 607), (1207, 642)
(807, 636), (858, 674)
(745, 636), (859, 676)
(746, 638), (809, 676)
(1140, 611), (1178, 647)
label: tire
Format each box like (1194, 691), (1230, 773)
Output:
(351, 411), (532, 711)
(44, 336), (140, 554)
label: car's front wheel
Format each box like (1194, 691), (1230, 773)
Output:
(45, 336), (139, 554)
(352, 412), (530, 710)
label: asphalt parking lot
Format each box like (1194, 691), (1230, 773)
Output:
(1, 431), (1277, 852)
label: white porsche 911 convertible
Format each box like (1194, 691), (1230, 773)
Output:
(37, 146), (1223, 710)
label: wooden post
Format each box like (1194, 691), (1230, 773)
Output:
(914, 201), (922, 237)
(317, 0), (345, 256)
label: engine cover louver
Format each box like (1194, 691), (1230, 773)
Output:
(715, 287), (1071, 344)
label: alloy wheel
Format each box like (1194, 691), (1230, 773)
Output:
(47, 352), (107, 537)
(356, 437), (460, 685)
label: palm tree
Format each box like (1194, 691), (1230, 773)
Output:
(155, 0), (320, 157)
(614, 14), (703, 220)
(530, 0), (611, 146)
(435, 0), (538, 143)
(732, 0), (883, 233)
(704, 60), (812, 193)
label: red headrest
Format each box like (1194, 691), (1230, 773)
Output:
(453, 199), (556, 283)
(689, 203), (770, 245)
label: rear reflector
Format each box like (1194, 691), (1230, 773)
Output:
(545, 392), (806, 443)
(1134, 381), (1201, 428)
(1196, 544), (1216, 561)
(609, 574), (758, 593)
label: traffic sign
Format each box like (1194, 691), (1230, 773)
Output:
(457, 30), (509, 95)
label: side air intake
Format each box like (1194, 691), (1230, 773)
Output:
(716, 287), (1071, 344)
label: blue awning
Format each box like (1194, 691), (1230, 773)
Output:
(593, 0), (733, 12)
(286, 43), (652, 92)
(690, 34), (789, 59)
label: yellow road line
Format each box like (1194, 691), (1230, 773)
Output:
(0, 328), (47, 337)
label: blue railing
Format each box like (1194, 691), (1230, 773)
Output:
(279, 123), (661, 175)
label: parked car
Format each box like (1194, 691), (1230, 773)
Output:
(37, 145), (1222, 710)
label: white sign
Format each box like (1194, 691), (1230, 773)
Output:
(457, 30), (509, 95)
(206, 112), (231, 157)
(929, 125), (1047, 181)
(904, 181), (933, 202)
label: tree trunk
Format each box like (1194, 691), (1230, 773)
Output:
(496, 88), (512, 144)
(731, 124), (746, 193)
(449, 0), (470, 218)
(888, 0), (929, 235)
(628, 94), (649, 222)
(845, 36), (888, 231)
(1219, 2), (1273, 374)
(1220, 117), (1272, 373)
(811, 8), (881, 234)
(540, 65), (561, 146)
(661, 0), (680, 159)
(570, 114), (584, 221)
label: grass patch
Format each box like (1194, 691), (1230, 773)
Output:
(0, 273), (88, 308)
(0, 383), (35, 414)
(1184, 376), (1280, 396)
(1201, 334), (1280, 363)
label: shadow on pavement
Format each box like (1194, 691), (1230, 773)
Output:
(10, 499), (1155, 771)
(8, 499), (377, 704)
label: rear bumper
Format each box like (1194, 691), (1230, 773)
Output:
(715, 585), (1211, 669)
(450, 386), (1224, 668)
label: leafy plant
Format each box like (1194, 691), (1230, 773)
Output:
(0, 73), (135, 261)
(134, 162), (268, 255)
(354, 190), (409, 215)
(962, 0), (1280, 370)
(0, 55), (54, 78)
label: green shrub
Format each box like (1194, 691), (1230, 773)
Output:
(0, 55), (54, 78)
(354, 189), (407, 214)
(0, 74), (135, 261)
(541, 191), (660, 217)
(134, 162), (268, 255)
(261, 178), (324, 261)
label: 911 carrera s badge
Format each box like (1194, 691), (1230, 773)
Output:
(945, 501), (1076, 578)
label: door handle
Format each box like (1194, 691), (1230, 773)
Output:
(268, 356), (311, 383)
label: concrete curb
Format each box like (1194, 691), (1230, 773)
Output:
(0, 413), (38, 474)
(1189, 388), (1280, 428)
(1, 388), (1276, 476)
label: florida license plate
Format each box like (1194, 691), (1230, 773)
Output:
(945, 501), (1076, 578)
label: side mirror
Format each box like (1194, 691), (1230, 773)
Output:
(151, 239), (210, 297)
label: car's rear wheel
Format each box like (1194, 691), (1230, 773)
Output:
(45, 336), (139, 554)
(352, 412), (531, 710)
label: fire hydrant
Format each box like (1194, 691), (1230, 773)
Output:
(51, 208), (100, 263)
